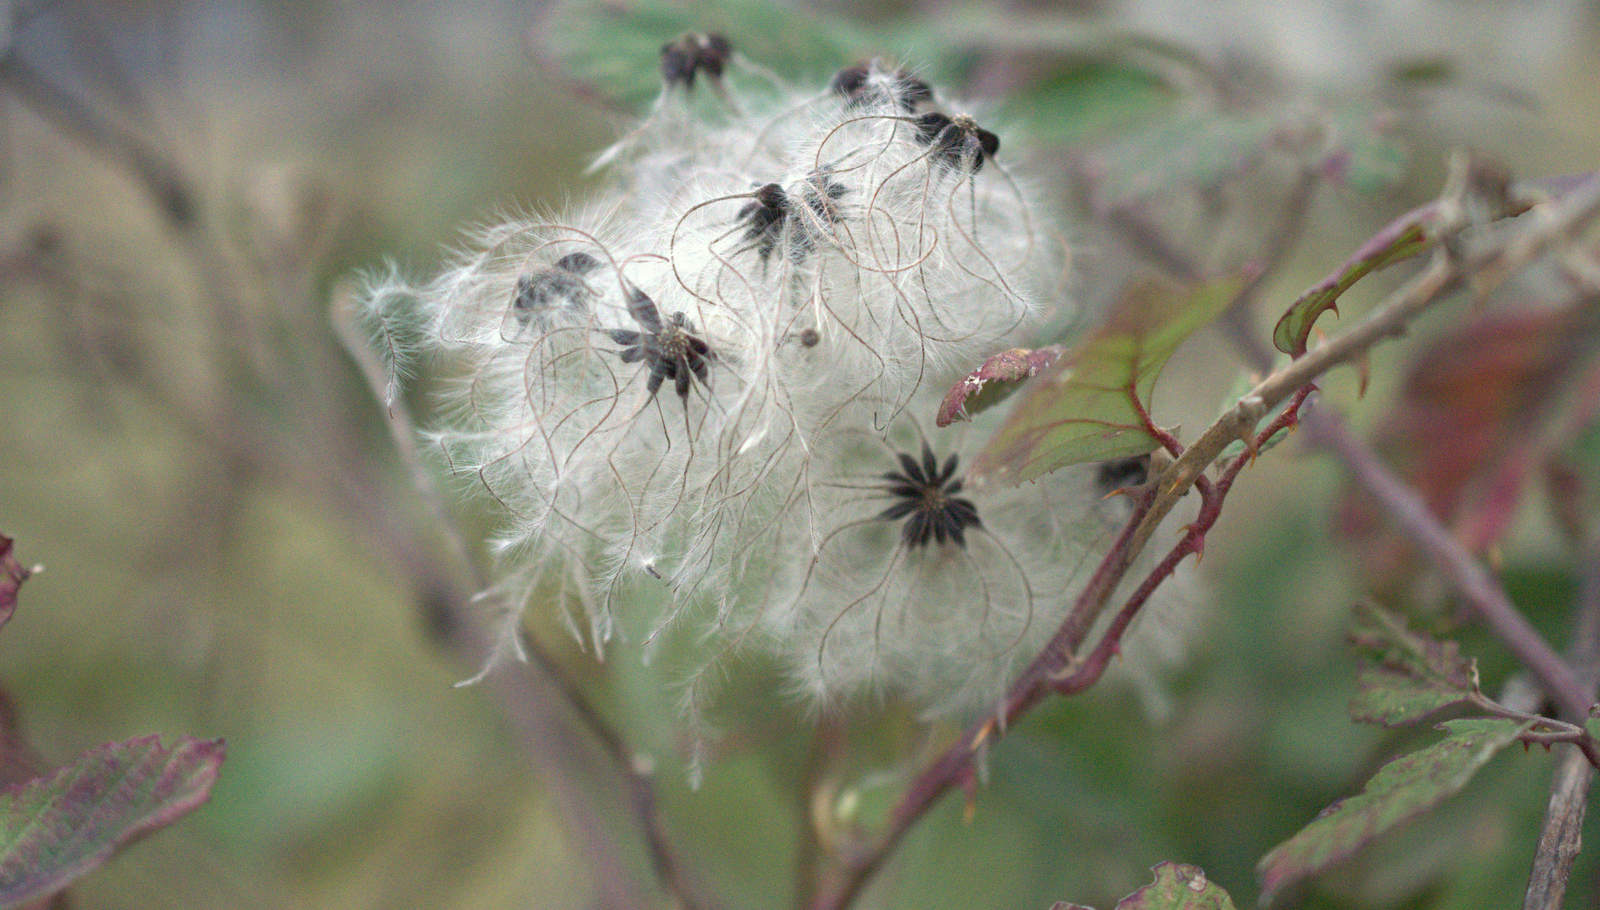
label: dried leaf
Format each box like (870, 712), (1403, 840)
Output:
(969, 274), (1248, 486)
(936, 346), (1063, 426)
(0, 736), (225, 907)
(1257, 718), (1528, 904)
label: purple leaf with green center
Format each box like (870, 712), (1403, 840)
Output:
(1257, 717), (1528, 904)
(969, 273), (1248, 486)
(0, 736), (225, 907)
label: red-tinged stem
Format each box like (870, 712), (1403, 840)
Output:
(811, 386), (1310, 910)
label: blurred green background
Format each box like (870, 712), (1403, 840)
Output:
(3, 1), (1600, 907)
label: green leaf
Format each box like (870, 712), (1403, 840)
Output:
(1348, 603), (1477, 690)
(541, 0), (925, 110)
(969, 274), (1248, 485)
(0, 736), (225, 907)
(1349, 667), (1475, 727)
(1272, 172), (1599, 356)
(1116, 862), (1236, 909)
(1257, 717), (1529, 904)
(1347, 604), (1478, 728)
(1054, 862), (1237, 910)
(1271, 201), (1436, 356)
(1003, 61), (1178, 146)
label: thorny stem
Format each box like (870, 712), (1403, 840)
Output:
(331, 293), (714, 910)
(811, 169), (1600, 909)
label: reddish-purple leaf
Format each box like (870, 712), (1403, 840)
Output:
(1257, 718), (1527, 904)
(936, 346), (1063, 427)
(1337, 305), (1600, 586)
(0, 536), (34, 634)
(969, 274), (1248, 486)
(0, 736), (225, 907)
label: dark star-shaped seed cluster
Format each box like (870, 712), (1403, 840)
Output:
(877, 443), (981, 548)
(913, 112), (1000, 172)
(734, 175), (848, 263)
(830, 62), (933, 112)
(660, 32), (732, 90)
(607, 284), (714, 402)
(510, 251), (601, 327)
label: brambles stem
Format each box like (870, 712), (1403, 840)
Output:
(810, 166), (1600, 909)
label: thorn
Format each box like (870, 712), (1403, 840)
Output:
(970, 717), (996, 750)
(1355, 352), (1372, 398)
(961, 777), (978, 824)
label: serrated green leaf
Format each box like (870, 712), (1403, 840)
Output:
(1115, 862), (1236, 909)
(0, 736), (225, 907)
(969, 274), (1248, 485)
(1349, 666), (1474, 727)
(1257, 717), (1528, 904)
(1348, 603), (1477, 691)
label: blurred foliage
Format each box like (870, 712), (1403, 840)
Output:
(1, 1), (1600, 908)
